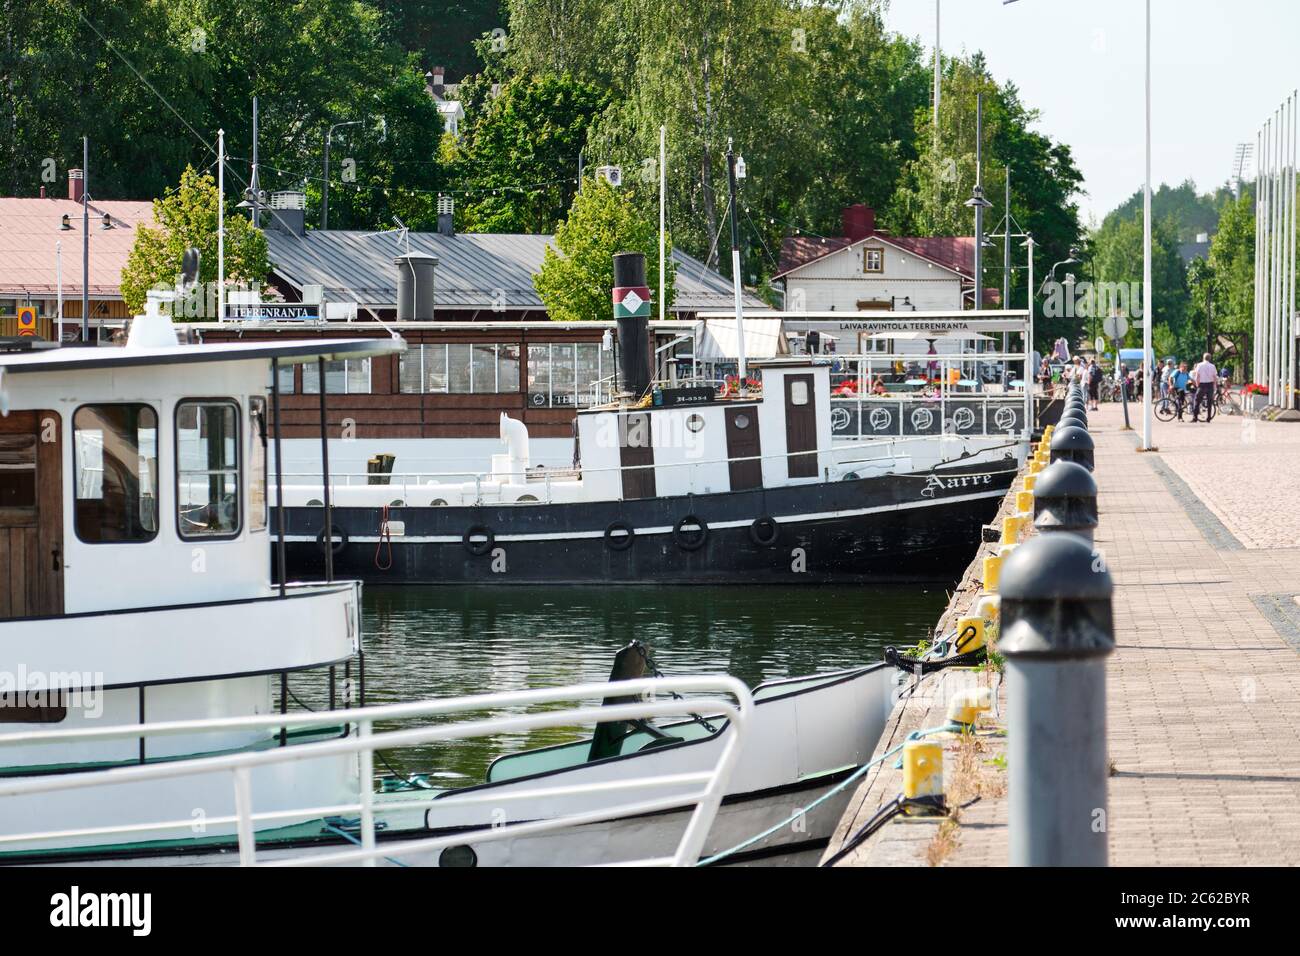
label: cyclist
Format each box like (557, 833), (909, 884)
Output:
(1170, 361), (1191, 420)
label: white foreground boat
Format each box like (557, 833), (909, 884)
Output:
(0, 287), (897, 866)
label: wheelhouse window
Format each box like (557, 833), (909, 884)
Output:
(73, 404), (158, 543)
(176, 400), (240, 539)
(249, 397), (268, 533)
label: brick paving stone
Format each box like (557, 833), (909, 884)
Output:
(830, 402), (1300, 866)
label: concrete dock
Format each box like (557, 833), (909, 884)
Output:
(827, 401), (1300, 866)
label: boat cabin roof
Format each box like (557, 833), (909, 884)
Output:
(0, 337), (404, 376)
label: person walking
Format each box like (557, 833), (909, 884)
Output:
(1191, 352), (1218, 422)
(1160, 358), (1174, 399)
(1086, 358), (1102, 410)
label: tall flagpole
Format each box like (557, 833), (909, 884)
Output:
(933, 1), (941, 133)
(1254, 125), (1263, 386)
(218, 128), (226, 323)
(659, 124), (666, 323)
(1141, 0), (1153, 448)
(1284, 94), (1294, 411)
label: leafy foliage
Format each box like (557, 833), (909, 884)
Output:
(534, 179), (675, 322)
(450, 74), (609, 233)
(1, 0), (446, 230)
(121, 166), (268, 317)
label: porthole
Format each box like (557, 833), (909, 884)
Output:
(389, 499), (405, 507)
(429, 498), (448, 507)
(733, 413), (750, 429)
(306, 499), (324, 507)
(686, 413), (705, 433)
(516, 494), (539, 503)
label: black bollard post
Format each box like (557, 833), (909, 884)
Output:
(999, 534), (1115, 866)
(1032, 460), (1099, 545)
(1049, 425), (1095, 471)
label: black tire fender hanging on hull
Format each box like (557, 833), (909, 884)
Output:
(463, 525), (495, 556)
(748, 515), (780, 548)
(673, 514), (708, 552)
(317, 525), (348, 556)
(604, 520), (636, 551)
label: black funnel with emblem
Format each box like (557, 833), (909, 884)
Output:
(613, 252), (651, 397)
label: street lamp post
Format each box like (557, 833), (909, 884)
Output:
(323, 120), (364, 231)
(1141, 0), (1153, 448)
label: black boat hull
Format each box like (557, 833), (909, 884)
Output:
(278, 456), (1017, 585)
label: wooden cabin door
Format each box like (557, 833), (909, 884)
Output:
(724, 406), (763, 491)
(619, 412), (656, 500)
(0, 411), (63, 619)
(784, 375), (819, 479)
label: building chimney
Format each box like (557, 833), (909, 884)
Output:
(394, 251), (438, 321)
(437, 195), (454, 236)
(427, 66), (446, 98)
(842, 203), (875, 242)
(68, 168), (84, 203)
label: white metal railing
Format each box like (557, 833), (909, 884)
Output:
(0, 676), (751, 867)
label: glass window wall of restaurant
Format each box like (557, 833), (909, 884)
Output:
(396, 342), (605, 405)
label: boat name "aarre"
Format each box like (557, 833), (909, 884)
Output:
(920, 472), (994, 498)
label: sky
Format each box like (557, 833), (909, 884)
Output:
(882, 0), (1300, 225)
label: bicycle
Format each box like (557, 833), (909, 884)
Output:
(1154, 390), (1186, 422)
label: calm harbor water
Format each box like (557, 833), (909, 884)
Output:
(296, 584), (947, 785)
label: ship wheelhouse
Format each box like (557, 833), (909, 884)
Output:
(0, 328), (402, 851)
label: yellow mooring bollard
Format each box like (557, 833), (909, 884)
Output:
(902, 739), (944, 814)
(1023, 472), (1037, 494)
(1016, 489), (1034, 515)
(1001, 515), (1022, 545)
(946, 687), (994, 727)
(954, 616), (985, 655)
(982, 553), (1002, 593)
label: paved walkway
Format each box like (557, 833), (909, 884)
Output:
(831, 401), (1300, 866)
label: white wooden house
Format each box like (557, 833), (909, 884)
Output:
(774, 205), (991, 314)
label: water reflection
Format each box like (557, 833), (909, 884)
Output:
(294, 585), (946, 782)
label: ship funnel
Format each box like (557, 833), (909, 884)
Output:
(613, 251), (651, 398)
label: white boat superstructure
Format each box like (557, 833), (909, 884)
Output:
(0, 292), (906, 866)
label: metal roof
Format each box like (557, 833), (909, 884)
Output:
(0, 198), (155, 298)
(264, 228), (768, 313)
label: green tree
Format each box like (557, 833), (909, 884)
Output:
(534, 179), (675, 322)
(1092, 210), (1189, 355)
(372, 0), (503, 79)
(1207, 194), (1256, 336)
(121, 166), (268, 317)
(1, 1), (446, 231)
(453, 74), (609, 233)
(888, 54), (1085, 348)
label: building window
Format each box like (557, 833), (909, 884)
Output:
(303, 359), (370, 395)
(499, 344), (521, 393)
(576, 343), (602, 406)
(863, 247), (884, 273)
(249, 397), (268, 533)
(73, 404), (159, 543)
(471, 344), (498, 394)
(400, 344), (524, 394)
(270, 363), (295, 395)
(176, 400), (241, 539)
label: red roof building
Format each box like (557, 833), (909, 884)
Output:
(0, 173), (154, 332)
(775, 204), (996, 311)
